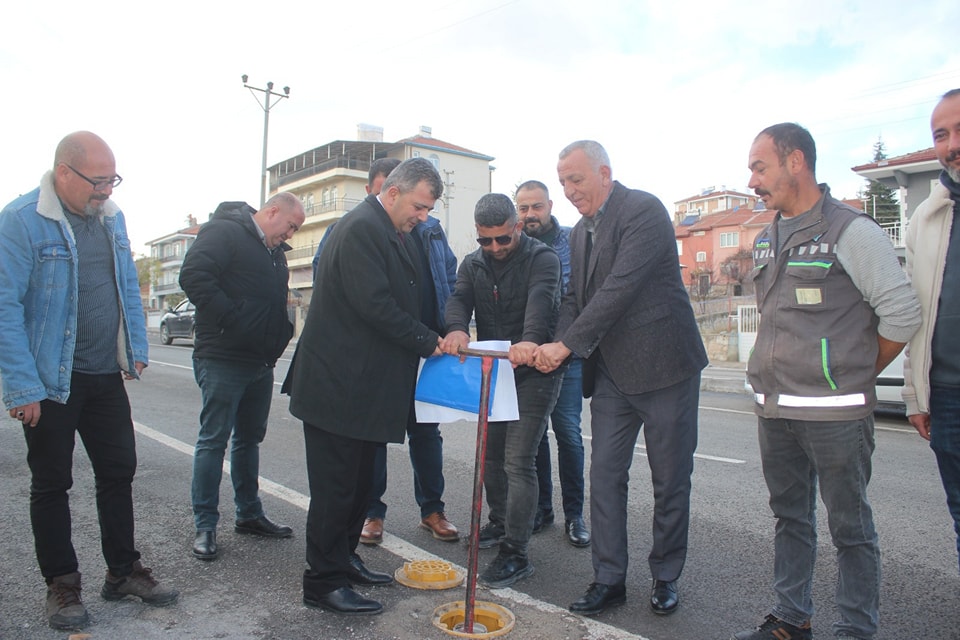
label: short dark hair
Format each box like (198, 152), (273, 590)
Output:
(515, 180), (550, 199)
(368, 157), (401, 187)
(756, 123), (817, 174)
(942, 88), (960, 100)
(474, 193), (517, 227)
(382, 157), (443, 199)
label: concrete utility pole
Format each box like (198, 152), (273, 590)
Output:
(241, 75), (290, 207)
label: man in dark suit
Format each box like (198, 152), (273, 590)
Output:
(534, 140), (707, 617)
(284, 157), (445, 616)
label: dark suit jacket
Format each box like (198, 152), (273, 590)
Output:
(557, 182), (707, 396)
(285, 195), (439, 443)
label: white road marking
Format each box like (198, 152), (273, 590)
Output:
(132, 421), (647, 640)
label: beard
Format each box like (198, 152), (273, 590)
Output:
(946, 166), (960, 184)
(84, 196), (108, 217)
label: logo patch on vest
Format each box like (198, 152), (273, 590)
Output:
(795, 288), (822, 305)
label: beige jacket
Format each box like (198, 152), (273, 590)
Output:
(902, 181), (956, 415)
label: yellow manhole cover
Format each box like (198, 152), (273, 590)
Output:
(394, 559), (464, 590)
(432, 600), (516, 637)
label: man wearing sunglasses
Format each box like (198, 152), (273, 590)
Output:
(443, 193), (563, 589)
(0, 131), (178, 630)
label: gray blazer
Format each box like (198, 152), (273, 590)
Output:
(557, 182), (707, 396)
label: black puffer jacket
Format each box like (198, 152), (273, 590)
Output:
(445, 234), (561, 355)
(179, 202), (293, 367)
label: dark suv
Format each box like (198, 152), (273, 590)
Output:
(159, 298), (196, 345)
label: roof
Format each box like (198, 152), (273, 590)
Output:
(852, 147), (940, 180)
(146, 224), (201, 245)
(674, 188), (754, 205)
(268, 135), (494, 173)
(675, 206), (775, 238)
(852, 147), (936, 171)
(395, 135), (495, 161)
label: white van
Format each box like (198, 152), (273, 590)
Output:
(875, 349), (906, 413)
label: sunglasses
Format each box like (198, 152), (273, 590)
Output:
(476, 235), (514, 247)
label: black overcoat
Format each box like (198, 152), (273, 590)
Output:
(285, 195), (439, 443)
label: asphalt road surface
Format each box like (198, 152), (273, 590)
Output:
(0, 337), (956, 639)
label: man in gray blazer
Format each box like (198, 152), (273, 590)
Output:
(535, 140), (707, 617)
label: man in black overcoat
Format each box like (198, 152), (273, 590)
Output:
(284, 157), (444, 615)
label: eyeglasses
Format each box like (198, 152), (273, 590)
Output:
(65, 164), (123, 191)
(476, 235), (514, 247)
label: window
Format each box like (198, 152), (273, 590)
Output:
(720, 231), (740, 248)
(429, 154), (440, 170)
(696, 251), (707, 263)
(676, 240), (683, 256)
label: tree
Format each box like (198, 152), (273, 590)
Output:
(719, 249), (753, 296)
(859, 137), (900, 226)
(135, 256), (161, 291)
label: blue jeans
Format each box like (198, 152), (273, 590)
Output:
(930, 383), (960, 573)
(485, 369), (561, 552)
(759, 416), (880, 639)
(23, 372), (140, 579)
(192, 357), (274, 531)
(367, 402), (445, 520)
(536, 358), (585, 520)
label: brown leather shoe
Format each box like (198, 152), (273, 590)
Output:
(359, 518), (383, 545)
(419, 512), (459, 541)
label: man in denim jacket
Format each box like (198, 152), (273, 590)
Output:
(0, 131), (177, 630)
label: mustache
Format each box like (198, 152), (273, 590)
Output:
(754, 189), (770, 197)
(947, 149), (960, 163)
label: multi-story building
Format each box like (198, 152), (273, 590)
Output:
(145, 215), (200, 311)
(673, 187), (757, 226)
(675, 204), (774, 297)
(267, 125), (494, 306)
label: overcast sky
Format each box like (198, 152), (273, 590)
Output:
(2, 0), (958, 253)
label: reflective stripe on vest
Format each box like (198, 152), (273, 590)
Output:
(754, 393), (867, 408)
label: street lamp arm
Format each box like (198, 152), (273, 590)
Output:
(240, 76), (291, 207)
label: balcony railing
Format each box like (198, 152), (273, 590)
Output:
(880, 221), (903, 248)
(271, 157), (372, 190)
(305, 198), (363, 218)
(286, 245), (319, 261)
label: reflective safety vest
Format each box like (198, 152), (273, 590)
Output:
(747, 190), (879, 420)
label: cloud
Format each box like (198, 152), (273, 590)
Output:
(2, 0), (959, 247)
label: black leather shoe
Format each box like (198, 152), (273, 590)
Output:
(192, 530), (217, 560)
(303, 586), (382, 615)
(478, 544), (534, 588)
(569, 582), (626, 616)
(650, 579), (678, 615)
(532, 508), (555, 534)
(346, 554), (393, 586)
(565, 517), (591, 547)
(235, 516), (293, 538)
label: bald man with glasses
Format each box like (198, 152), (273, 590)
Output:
(0, 131), (178, 630)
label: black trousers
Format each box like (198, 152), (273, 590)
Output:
(22, 372), (140, 580)
(302, 423), (377, 595)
